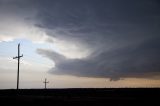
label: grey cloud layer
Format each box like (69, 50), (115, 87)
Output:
(35, 0), (160, 80)
(2, 0), (160, 80)
(37, 36), (160, 80)
(34, 0), (160, 80)
(35, 0), (160, 48)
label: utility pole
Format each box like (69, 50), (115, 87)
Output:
(13, 43), (23, 90)
(43, 78), (49, 89)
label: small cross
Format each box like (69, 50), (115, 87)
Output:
(43, 78), (49, 89)
(13, 43), (23, 90)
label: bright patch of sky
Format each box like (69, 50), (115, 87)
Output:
(0, 39), (55, 70)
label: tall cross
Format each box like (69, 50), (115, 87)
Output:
(13, 43), (23, 90)
(43, 78), (49, 89)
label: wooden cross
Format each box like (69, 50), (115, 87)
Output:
(43, 78), (49, 89)
(13, 43), (23, 90)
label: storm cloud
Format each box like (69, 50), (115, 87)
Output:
(34, 0), (160, 80)
(2, 0), (160, 80)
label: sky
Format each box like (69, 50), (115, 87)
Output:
(0, 0), (160, 89)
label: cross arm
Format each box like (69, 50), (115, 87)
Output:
(13, 56), (18, 59)
(43, 81), (49, 83)
(13, 54), (23, 59)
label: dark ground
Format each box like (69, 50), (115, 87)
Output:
(0, 88), (159, 106)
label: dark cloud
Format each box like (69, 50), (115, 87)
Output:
(37, 36), (160, 80)
(5, 0), (159, 80)
(34, 0), (160, 49)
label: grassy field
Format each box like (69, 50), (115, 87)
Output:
(0, 88), (159, 106)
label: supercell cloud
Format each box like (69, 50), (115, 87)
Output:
(35, 0), (160, 80)
(1, 0), (160, 80)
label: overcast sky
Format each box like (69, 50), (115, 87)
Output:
(0, 0), (160, 89)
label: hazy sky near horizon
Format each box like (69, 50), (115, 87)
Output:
(0, 0), (160, 89)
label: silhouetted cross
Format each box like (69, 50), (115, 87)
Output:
(43, 78), (49, 89)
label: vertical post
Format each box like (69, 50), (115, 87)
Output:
(17, 44), (20, 90)
(13, 43), (23, 90)
(45, 79), (47, 89)
(43, 78), (49, 89)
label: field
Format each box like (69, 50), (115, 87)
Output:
(0, 88), (159, 106)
